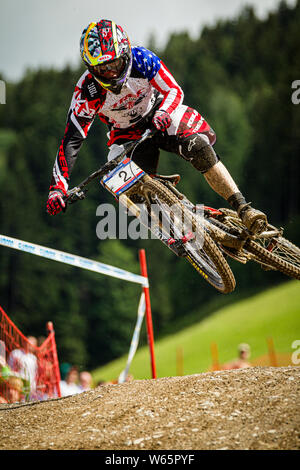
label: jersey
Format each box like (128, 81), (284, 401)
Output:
(50, 47), (184, 193)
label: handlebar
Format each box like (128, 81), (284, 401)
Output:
(64, 129), (156, 206)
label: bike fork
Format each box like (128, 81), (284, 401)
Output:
(119, 194), (196, 257)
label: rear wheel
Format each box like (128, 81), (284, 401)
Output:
(135, 177), (236, 294)
(216, 208), (300, 280)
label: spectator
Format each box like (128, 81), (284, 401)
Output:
(7, 376), (24, 403)
(59, 366), (81, 397)
(79, 371), (93, 392)
(223, 343), (252, 370)
(0, 340), (6, 368)
(1, 341), (25, 402)
(60, 362), (71, 381)
(0, 340), (11, 379)
(7, 336), (38, 396)
(0, 361), (13, 402)
(37, 336), (46, 347)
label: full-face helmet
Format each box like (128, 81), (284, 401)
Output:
(80, 19), (132, 94)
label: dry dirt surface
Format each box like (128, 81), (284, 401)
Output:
(0, 366), (299, 451)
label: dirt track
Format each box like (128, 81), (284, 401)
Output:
(0, 366), (299, 451)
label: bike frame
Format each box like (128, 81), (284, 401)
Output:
(64, 129), (281, 255)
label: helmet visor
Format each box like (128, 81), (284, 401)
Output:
(89, 57), (126, 80)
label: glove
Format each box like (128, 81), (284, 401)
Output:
(46, 189), (66, 215)
(152, 110), (172, 131)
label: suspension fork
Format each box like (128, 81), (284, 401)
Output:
(119, 185), (192, 256)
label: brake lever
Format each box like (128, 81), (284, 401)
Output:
(63, 187), (88, 208)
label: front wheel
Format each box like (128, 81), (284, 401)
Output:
(136, 177), (236, 294)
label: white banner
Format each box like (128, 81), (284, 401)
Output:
(118, 292), (146, 384)
(0, 234), (149, 287)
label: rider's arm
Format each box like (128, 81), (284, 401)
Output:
(150, 60), (184, 116)
(49, 71), (101, 194)
(132, 47), (184, 116)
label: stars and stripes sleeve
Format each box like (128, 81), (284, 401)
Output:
(151, 60), (184, 115)
(49, 72), (99, 193)
(132, 47), (184, 115)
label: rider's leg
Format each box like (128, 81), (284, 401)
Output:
(203, 161), (268, 234)
(203, 160), (240, 200)
(163, 105), (268, 234)
(185, 137), (268, 234)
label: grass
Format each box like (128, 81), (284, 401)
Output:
(92, 280), (300, 384)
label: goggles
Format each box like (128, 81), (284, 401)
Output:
(89, 57), (125, 80)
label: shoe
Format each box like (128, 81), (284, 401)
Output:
(238, 203), (268, 234)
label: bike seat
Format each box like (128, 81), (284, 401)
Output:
(153, 174), (181, 186)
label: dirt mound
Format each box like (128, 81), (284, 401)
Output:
(0, 366), (299, 450)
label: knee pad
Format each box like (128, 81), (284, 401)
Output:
(178, 133), (219, 173)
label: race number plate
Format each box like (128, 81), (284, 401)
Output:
(101, 157), (145, 197)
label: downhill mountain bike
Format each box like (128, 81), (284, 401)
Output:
(64, 130), (300, 294)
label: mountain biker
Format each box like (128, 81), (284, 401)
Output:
(46, 19), (267, 235)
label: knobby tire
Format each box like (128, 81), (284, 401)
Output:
(140, 176), (236, 294)
(217, 208), (300, 280)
